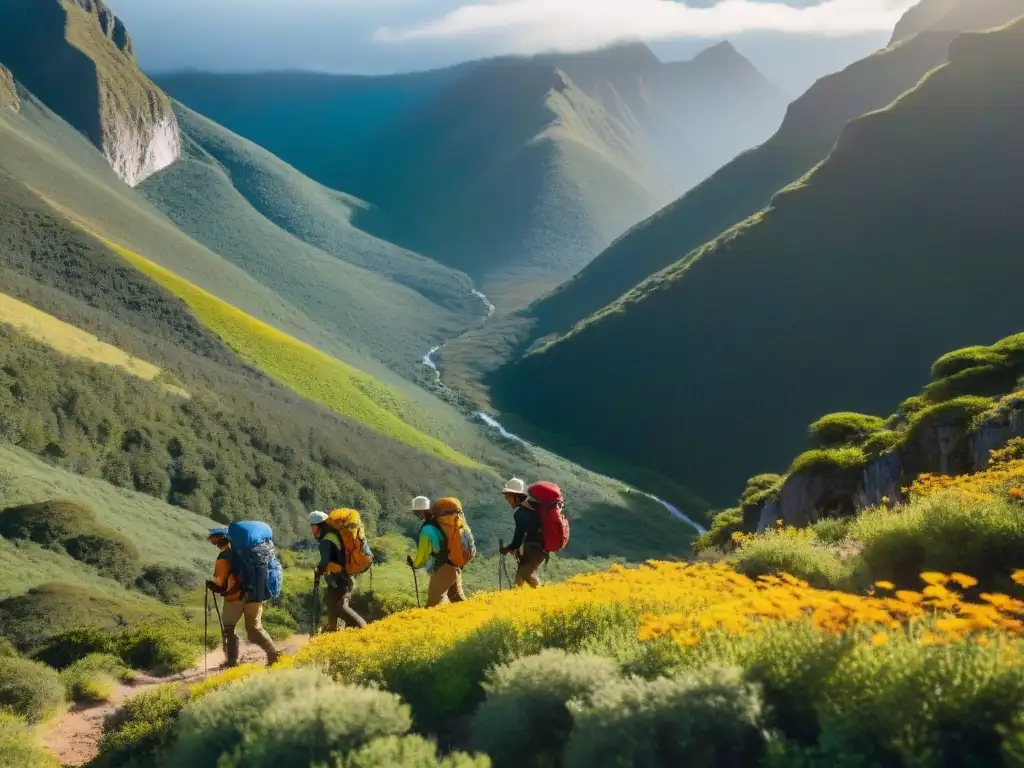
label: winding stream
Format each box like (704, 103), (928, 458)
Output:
(423, 290), (706, 536)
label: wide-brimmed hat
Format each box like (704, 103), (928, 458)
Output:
(502, 477), (527, 495)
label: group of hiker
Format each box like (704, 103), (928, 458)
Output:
(203, 477), (568, 666)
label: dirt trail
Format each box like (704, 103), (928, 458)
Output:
(42, 634), (309, 767)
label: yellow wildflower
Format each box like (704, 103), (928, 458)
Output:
(949, 573), (979, 589)
(920, 572), (950, 586)
(870, 632), (889, 647)
(874, 581), (896, 591)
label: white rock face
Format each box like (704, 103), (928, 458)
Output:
(102, 111), (181, 187)
(0, 65), (18, 112)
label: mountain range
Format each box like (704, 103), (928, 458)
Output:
(489, 3), (1024, 504)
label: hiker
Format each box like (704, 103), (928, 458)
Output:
(308, 510), (368, 631)
(407, 496), (476, 607)
(206, 523), (281, 666)
(501, 481), (569, 588)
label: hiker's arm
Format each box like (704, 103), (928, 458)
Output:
(315, 539), (333, 576)
(411, 529), (432, 570)
(207, 556), (229, 593)
(506, 510), (527, 551)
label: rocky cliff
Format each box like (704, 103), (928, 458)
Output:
(0, 0), (179, 186)
(0, 65), (17, 112)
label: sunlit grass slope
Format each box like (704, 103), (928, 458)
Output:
(0, 290), (186, 397)
(107, 239), (482, 470)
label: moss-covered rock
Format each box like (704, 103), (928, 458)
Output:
(808, 413), (885, 449)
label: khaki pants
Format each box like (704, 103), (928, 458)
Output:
(221, 598), (264, 642)
(326, 583), (367, 631)
(426, 564), (466, 607)
(516, 544), (546, 588)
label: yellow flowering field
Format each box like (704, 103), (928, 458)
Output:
(907, 455), (1024, 503)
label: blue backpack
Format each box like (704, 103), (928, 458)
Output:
(227, 521), (283, 602)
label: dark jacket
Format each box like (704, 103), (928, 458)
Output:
(317, 531), (352, 590)
(508, 505), (542, 550)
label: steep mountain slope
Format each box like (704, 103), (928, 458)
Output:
(160, 43), (784, 299)
(528, 0), (1024, 341)
(891, 0), (1024, 42)
(0, 0), (179, 185)
(491, 17), (1024, 505)
(139, 103), (483, 370)
(0, 65), (16, 111)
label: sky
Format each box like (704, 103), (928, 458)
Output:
(112, 0), (918, 96)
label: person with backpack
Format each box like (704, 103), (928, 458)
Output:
(407, 496), (475, 607)
(500, 481), (569, 588)
(308, 510), (368, 631)
(206, 521), (282, 666)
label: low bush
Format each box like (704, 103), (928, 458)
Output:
(0, 711), (60, 768)
(469, 650), (620, 767)
(61, 653), (133, 703)
(0, 639), (15, 658)
(343, 735), (491, 768)
(810, 518), (852, 546)
(808, 413), (885, 449)
(115, 623), (204, 674)
(33, 626), (117, 669)
(907, 396), (995, 438)
(262, 606), (299, 641)
(729, 529), (846, 589)
(0, 655), (66, 723)
(695, 509), (743, 554)
(849, 494), (1024, 592)
(739, 474), (784, 506)
(0, 500), (140, 581)
(134, 565), (203, 603)
(168, 668), (411, 768)
(924, 363), (1018, 403)
(789, 447), (867, 476)
(932, 345), (1009, 380)
(863, 428), (904, 455)
(94, 684), (186, 768)
(564, 667), (769, 768)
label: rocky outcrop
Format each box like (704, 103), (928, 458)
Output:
(778, 465), (863, 528)
(973, 395), (1024, 467)
(0, 65), (18, 112)
(0, 0), (179, 186)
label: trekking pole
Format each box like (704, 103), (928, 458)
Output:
(203, 588), (209, 677)
(211, 592), (225, 655)
(498, 538), (504, 591)
(311, 575), (321, 637)
(412, 565), (421, 608)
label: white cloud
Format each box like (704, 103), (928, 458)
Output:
(376, 0), (917, 52)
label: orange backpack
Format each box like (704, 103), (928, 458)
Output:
(325, 508), (373, 575)
(430, 498), (476, 568)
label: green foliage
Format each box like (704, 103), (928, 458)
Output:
(810, 517), (852, 546)
(342, 735), (491, 768)
(789, 447), (868, 476)
(0, 500), (140, 582)
(849, 495), (1024, 591)
(695, 509), (744, 554)
(0, 640), (14, 658)
(564, 667), (769, 768)
(32, 626), (117, 669)
(169, 669), (412, 768)
(739, 474), (784, 507)
(0, 711), (60, 768)
(932, 346), (1009, 380)
(907, 396), (996, 436)
(94, 684), (186, 768)
(60, 653), (133, 703)
(808, 413), (885, 449)
(0, 655), (65, 723)
(262, 606), (299, 642)
(134, 565), (202, 604)
(114, 623), (204, 674)
(863, 428), (904, 455)
(469, 650), (620, 767)
(728, 530), (846, 590)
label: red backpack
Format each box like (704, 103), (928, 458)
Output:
(528, 481), (569, 553)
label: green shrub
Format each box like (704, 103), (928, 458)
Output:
(564, 667), (769, 768)
(808, 413), (885, 449)
(0, 639), (16, 658)
(262, 606), (299, 641)
(0, 500), (140, 581)
(849, 494), (1024, 591)
(368, 533), (413, 566)
(115, 623), (203, 674)
(810, 518), (852, 546)
(94, 684), (186, 768)
(469, 650), (620, 767)
(924, 363), (1019, 403)
(695, 509), (744, 554)
(931, 346), (1008, 380)
(729, 531), (846, 589)
(134, 565), (202, 603)
(739, 474), (785, 508)
(0, 711), (60, 768)
(0, 655), (66, 723)
(343, 735), (491, 768)
(863, 428), (904, 455)
(899, 395), (928, 417)
(32, 626), (117, 669)
(789, 447), (867, 475)
(814, 635), (1024, 766)
(61, 653), (133, 703)
(907, 396), (996, 437)
(168, 668), (411, 768)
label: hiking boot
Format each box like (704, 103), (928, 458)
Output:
(224, 633), (240, 668)
(252, 629), (280, 666)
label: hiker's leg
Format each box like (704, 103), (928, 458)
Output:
(339, 586), (368, 628)
(515, 546), (544, 588)
(220, 599), (243, 666)
(446, 568), (466, 603)
(427, 565), (457, 607)
(242, 600), (279, 664)
(325, 585), (343, 632)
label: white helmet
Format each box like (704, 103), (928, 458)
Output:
(307, 510), (328, 525)
(503, 477), (527, 495)
(411, 496), (431, 512)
